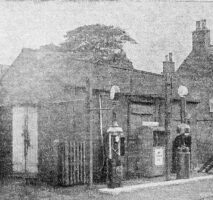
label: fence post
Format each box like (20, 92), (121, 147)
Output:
(86, 78), (93, 187)
(83, 141), (86, 183)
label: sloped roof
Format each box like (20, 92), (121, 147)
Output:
(1, 46), (166, 106)
(1, 47), (94, 105)
(131, 69), (163, 95)
(177, 49), (213, 80)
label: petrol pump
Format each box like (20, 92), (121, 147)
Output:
(105, 121), (125, 188)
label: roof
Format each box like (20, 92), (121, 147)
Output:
(0, 44), (139, 105)
(177, 47), (213, 79)
(1, 47), (94, 105)
(1, 43), (200, 106)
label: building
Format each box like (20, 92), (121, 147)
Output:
(0, 24), (201, 184)
(176, 19), (213, 164)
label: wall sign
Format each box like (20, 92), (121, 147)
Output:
(154, 147), (164, 166)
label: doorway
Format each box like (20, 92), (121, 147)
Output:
(12, 106), (38, 174)
(127, 103), (154, 177)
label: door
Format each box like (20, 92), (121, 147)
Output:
(127, 103), (154, 176)
(12, 106), (38, 173)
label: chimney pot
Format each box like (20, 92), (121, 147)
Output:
(201, 19), (207, 29)
(193, 19), (210, 50)
(196, 21), (201, 30)
(169, 52), (172, 62)
(163, 53), (175, 74)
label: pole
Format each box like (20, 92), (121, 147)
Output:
(86, 78), (93, 187)
(164, 73), (171, 181)
(180, 97), (186, 123)
(99, 94), (103, 146)
(99, 94), (105, 169)
(126, 101), (130, 179)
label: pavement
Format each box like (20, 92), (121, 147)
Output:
(111, 176), (213, 200)
(1, 173), (213, 200)
(99, 175), (213, 195)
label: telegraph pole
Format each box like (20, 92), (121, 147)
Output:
(178, 85), (188, 124)
(180, 97), (186, 123)
(164, 72), (171, 181)
(163, 53), (174, 181)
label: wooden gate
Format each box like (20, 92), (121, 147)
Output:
(58, 141), (86, 186)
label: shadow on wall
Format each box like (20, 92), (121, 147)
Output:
(0, 107), (13, 178)
(195, 124), (213, 164)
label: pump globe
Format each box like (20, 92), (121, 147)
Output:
(178, 85), (188, 97)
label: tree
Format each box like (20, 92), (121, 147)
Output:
(60, 24), (137, 65)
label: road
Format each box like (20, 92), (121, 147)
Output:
(1, 177), (213, 200)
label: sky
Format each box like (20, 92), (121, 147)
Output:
(1, 0), (213, 73)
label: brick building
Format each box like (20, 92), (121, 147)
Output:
(176, 19), (213, 164)
(0, 24), (202, 184)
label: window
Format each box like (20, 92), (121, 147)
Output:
(209, 98), (213, 112)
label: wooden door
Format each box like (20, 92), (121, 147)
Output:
(127, 103), (154, 177)
(12, 106), (38, 173)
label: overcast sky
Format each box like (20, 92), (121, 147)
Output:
(0, 0), (213, 73)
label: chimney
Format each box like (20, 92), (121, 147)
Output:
(192, 19), (210, 51)
(169, 52), (172, 62)
(201, 19), (206, 29)
(163, 52), (175, 75)
(196, 21), (201, 30)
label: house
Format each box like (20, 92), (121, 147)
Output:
(176, 19), (213, 164)
(0, 25), (200, 184)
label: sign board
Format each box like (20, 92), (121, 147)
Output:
(154, 147), (164, 166)
(142, 121), (159, 127)
(110, 85), (120, 100)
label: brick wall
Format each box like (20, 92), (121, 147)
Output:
(0, 106), (12, 178)
(176, 41), (213, 165)
(37, 94), (88, 184)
